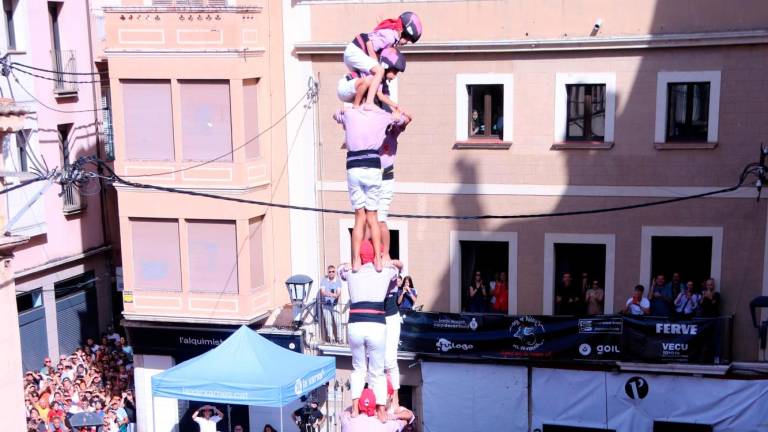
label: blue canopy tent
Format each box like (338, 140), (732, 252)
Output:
(151, 326), (335, 431)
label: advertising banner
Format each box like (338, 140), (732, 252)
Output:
(399, 311), (726, 364)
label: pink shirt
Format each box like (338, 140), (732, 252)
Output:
(334, 107), (404, 153)
(340, 411), (405, 432)
(367, 29), (400, 53)
(379, 122), (405, 169)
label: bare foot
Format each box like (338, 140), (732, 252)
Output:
(374, 254), (383, 272)
(381, 254), (392, 268)
(352, 402), (360, 418)
(376, 406), (388, 423)
(352, 257), (362, 272)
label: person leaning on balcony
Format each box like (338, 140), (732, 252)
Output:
(467, 270), (488, 313)
(585, 280), (605, 315)
(490, 272), (508, 313)
(648, 274), (675, 317)
(698, 278), (721, 318)
(320, 265), (343, 344)
(624, 285), (650, 316)
(674, 281), (700, 319)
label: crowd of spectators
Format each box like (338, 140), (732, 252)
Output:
(22, 325), (136, 432)
(624, 273), (722, 318)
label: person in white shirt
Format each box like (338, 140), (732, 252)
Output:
(192, 405), (224, 432)
(338, 239), (402, 423)
(624, 285), (650, 315)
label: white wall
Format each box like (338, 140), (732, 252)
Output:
(134, 354), (179, 432)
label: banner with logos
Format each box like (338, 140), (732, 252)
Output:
(399, 311), (727, 364)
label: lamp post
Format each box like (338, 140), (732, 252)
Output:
(285, 274), (313, 326)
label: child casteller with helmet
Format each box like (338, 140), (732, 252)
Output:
(341, 12), (422, 108)
(337, 46), (407, 110)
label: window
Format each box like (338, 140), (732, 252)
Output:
(4, 0), (15, 50)
(249, 218), (264, 290)
(455, 74), (513, 146)
(16, 289), (43, 313)
(243, 79), (259, 159)
(543, 234), (615, 315)
(101, 85), (114, 160)
(650, 236), (712, 288)
(57, 123), (73, 168)
(666, 82), (710, 142)
(552, 243), (606, 315)
(122, 80), (174, 160)
(131, 219), (182, 292)
(468, 85), (503, 138)
(180, 80), (233, 161)
(459, 240), (509, 313)
(187, 220), (238, 293)
(655, 71), (721, 145)
(16, 130), (28, 172)
(566, 84), (606, 141)
(554, 73), (616, 147)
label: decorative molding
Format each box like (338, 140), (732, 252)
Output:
(654, 142), (718, 150)
(551, 142), (614, 150)
(294, 29), (768, 55)
(318, 181), (756, 199)
(105, 48), (265, 58)
(105, 6), (263, 14)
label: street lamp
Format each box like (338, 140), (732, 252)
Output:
(285, 274), (313, 324)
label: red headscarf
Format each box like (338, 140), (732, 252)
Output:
(374, 18), (403, 32)
(358, 388), (377, 416)
(360, 239), (375, 265)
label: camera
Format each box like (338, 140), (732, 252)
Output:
(593, 18), (603, 31)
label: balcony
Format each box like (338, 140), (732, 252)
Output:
(149, 0), (228, 6)
(306, 302), (734, 367)
(50, 50), (78, 97)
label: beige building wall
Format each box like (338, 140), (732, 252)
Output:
(106, 1), (293, 323)
(291, 0), (768, 362)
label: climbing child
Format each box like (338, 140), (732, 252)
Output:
(337, 47), (407, 110)
(342, 12), (422, 108)
(334, 106), (408, 271)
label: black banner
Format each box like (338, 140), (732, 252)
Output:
(400, 311), (727, 364)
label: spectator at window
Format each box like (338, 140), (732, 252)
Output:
(471, 109), (482, 135)
(666, 272), (685, 299)
(674, 281), (700, 319)
(624, 285), (650, 315)
(648, 274), (675, 317)
(398, 276), (418, 310)
(467, 270), (488, 312)
(319, 265), (343, 344)
(585, 280), (605, 315)
(555, 272), (581, 315)
(698, 278), (721, 317)
(490, 271), (509, 313)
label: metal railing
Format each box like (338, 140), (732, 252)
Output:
(51, 50), (78, 95)
(61, 183), (86, 214)
(315, 300), (350, 345)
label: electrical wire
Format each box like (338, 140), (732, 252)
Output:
(0, 176), (49, 195)
(88, 158), (753, 221)
(10, 71), (110, 114)
(119, 81), (317, 178)
(11, 61), (106, 76)
(11, 65), (105, 85)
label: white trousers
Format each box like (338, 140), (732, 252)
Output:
(348, 321), (387, 404)
(385, 313), (401, 390)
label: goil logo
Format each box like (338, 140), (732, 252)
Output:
(579, 344), (592, 356)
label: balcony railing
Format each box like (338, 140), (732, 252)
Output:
(151, 0), (227, 6)
(309, 305), (734, 366)
(61, 183), (86, 215)
(51, 50), (78, 96)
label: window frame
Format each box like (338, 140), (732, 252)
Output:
(455, 74), (513, 147)
(3, 0), (15, 50)
(553, 73), (616, 147)
(467, 84), (503, 139)
(542, 233), (616, 315)
(565, 83), (607, 142)
(655, 71), (721, 145)
(665, 81), (710, 142)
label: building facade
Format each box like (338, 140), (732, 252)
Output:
(286, 0), (768, 430)
(0, 1), (114, 424)
(102, 0), (297, 430)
